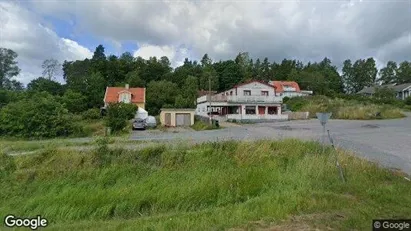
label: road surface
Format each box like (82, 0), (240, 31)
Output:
(130, 114), (411, 175)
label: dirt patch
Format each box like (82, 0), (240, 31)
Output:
(229, 212), (346, 231)
(361, 124), (379, 128)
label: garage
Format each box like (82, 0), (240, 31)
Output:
(159, 108), (195, 127)
(176, 113), (191, 126)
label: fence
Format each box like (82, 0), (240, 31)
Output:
(283, 111), (310, 120)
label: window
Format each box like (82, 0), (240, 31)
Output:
(245, 106), (256, 115)
(261, 91), (269, 96)
(230, 91), (233, 95)
(243, 90), (251, 96)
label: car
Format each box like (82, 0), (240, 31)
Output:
(132, 118), (146, 130)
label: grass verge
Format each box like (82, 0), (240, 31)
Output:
(0, 139), (409, 230)
(191, 120), (220, 131)
(287, 96), (406, 120)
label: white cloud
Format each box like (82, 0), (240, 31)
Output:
(0, 1), (92, 85)
(1, 0), (410, 85)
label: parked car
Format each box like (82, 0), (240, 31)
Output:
(145, 116), (157, 128)
(132, 118), (146, 130)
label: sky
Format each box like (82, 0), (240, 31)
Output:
(1, 0), (410, 85)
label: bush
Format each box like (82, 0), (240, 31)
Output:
(0, 92), (77, 138)
(282, 96), (290, 103)
(105, 103), (138, 132)
(82, 108), (101, 120)
(405, 96), (411, 106)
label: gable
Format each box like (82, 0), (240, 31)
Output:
(105, 87), (145, 103)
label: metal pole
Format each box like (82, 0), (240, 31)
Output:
(327, 130), (346, 183)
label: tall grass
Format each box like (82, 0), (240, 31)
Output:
(287, 96), (406, 120)
(1, 140), (409, 230)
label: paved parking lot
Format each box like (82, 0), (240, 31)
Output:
(131, 114), (411, 175)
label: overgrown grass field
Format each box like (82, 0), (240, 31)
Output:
(1, 139), (410, 230)
(286, 96), (406, 120)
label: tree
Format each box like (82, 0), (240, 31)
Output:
(342, 59), (355, 94)
(126, 71), (145, 87)
(0, 92), (75, 138)
(146, 80), (179, 115)
(105, 103), (138, 132)
(379, 61), (398, 84)
(396, 61), (411, 84)
(200, 54), (212, 67)
(27, 77), (65, 95)
(0, 48), (20, 89)
(213, 60), (244, 91)
(61, 89), (88, 113)
(3, 79), (24, 91)
(175, 75), (198, 108)
(373, 86), (397, 104)
(92, 45), (106, 61)
(84, 72), (106, 108)
(42, 59), (61, 80)
(199, 65), (219, 91)
(261, 58), (271, 81)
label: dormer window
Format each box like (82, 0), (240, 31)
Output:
(119, 92), (131, 103)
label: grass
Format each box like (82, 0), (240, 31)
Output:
(287, 96), (406, 120)
(1, 139), (410, 230)
(191, 120), (220, 131)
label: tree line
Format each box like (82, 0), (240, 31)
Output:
(1, 46), (411, 116)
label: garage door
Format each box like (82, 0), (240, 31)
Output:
(176, 113), (191, 126)
(165, 113), (171, 126)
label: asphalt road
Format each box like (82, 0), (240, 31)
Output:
(131, 114), (411, 175)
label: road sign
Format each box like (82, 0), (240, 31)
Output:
(316, 112), (332, 126)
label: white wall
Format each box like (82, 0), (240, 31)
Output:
(216, 82), (276, 97)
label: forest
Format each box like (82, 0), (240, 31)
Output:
(0, 45), (410, 138)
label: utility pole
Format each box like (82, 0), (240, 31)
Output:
(209, 74), (212, 125)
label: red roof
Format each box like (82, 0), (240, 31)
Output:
(270, 81), (301, 93)
(104, 87), (145, 103)
(233, 80), (275, 89)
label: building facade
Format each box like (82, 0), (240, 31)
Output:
(196, 81), (288, 121)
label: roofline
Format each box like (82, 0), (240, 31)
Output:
(233, 80), (274, 89)
(160, 108), (196, 111)
(103, 86), (108, 103)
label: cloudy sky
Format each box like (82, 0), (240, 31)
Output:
(1, 0), (410, 85)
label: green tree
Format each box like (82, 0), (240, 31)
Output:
(342, 59), (355, 94)
(199, 65), (219, 91)
(200, 54), (212, 67)
(373, 86), (397, 104)
(146, 80), (179, 115)
(105, 103), (138, 132)
(0, 48), (20, 89)
(379, 61), (398, 84)
(27, 77), (65, 96)
(61, 89), (88, 113)
(0, 92), (75, 138)
(125, 70), (145, 87)
(175, 75), (198, 108)
(261, 58), (271, 81)
(396, 61), (411, 84)
(84, 72), (106, 108)
(213, 60), (244, 91)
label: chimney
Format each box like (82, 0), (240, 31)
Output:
(125, 84), (129, 89)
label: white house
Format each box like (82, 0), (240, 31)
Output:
(196, 80), (288, 121)
(268, 81), (313, 98)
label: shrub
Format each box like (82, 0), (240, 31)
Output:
(0, 92), (76, 138)
(82, 108), (101, 120)
(105, 103), (138, 132)
(405, 96), (411, 106)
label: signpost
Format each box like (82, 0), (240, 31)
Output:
(316, 112), (332, 152)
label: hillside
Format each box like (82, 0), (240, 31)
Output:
(1, 139), (410, 230)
